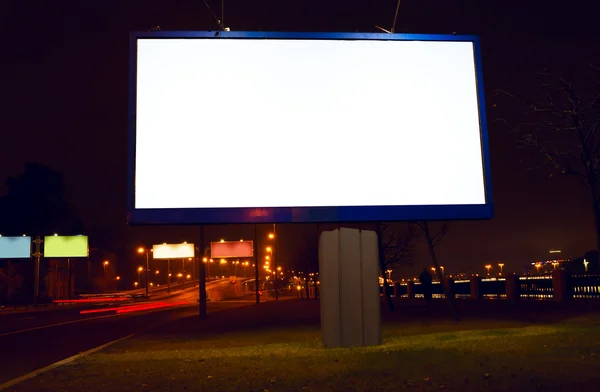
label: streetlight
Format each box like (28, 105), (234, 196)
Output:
(137, 247), (150, 297)
(485, 264), (492, 275)
(498, 263), (504, 274)
(103, 260), (109, 280)
(137, 266), (143, 285)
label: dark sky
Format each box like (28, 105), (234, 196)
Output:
(2, 0), (599, 275)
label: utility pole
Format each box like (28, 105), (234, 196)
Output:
(32, 236), (42, 307)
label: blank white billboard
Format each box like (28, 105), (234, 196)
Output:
(152, 243), (195, 259)
(133, 35), (487, 212)
(0, 236), (31, 259)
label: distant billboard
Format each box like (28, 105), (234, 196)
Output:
(153, 243), (195, 259)
(211, 241), (254, 258)
(44, 236), (89, 258)
(0, 236), (31, 259)
(128, 31), (493, 225)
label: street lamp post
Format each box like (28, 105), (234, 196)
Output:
(137, 247), (150, 297)
(485, 264), (492, 275)
(498, 263), (504, 275)
(268, 224), (278, 300)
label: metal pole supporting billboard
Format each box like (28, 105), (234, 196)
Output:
(254, 224), (259, 305)
(32, 236), (42, 307)
(67, 258), (71, 300)
(273, 223), (278, 300)
(167, 259), (171, 294)
(199, 228), (207, 319)
(145, 250), (149, 297)
(54, 261), (58, 300)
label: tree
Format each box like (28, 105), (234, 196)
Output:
(415, 221), (460, 321)
(493, 64), (600, 252)
(376, 222), (420, 312)
(0, 262), (24, 302)
(0, 163), (83, 236)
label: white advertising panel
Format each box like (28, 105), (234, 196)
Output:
(152, 243), (195, 259)
(128, 32), (493, 224)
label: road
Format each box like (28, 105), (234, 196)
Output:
(0, 283), (252, 386)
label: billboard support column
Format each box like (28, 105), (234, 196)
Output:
(145, 251), (149, 297)
(32, 236), (42, 307)
(199, 228), (207, 320)
(167, 259), (171, 294)
(67, 258), (72, 300)
(254, 224), (260, 305)
(319, 228), (382, 348)
(273, 223), (278, 300)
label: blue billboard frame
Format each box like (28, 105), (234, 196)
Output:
(127, 31), (494, 225)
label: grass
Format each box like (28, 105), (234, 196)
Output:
(12, 301), (600, 392)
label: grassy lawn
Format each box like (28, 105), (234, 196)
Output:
(13, 301), (600, 392)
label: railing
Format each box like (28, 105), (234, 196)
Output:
(519, 275), (553, 299)
(386, 273), (600, 301)
(381, 271), (600, 300)
(570, 274), (600, 299)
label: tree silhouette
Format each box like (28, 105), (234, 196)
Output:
(416, 221), (460, 321)
(0, 163), (83, 236)
(376, 222), (419, 311)
(493, 63), (600, 253)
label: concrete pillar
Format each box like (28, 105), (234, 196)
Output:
(319, 228), (381, 348)
(406, 281), (415, 298)
(552, 270), (570, 301)
(505, 274), (519, 301)
(470, 276), (482, 300)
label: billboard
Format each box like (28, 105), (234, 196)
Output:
(153, 243), (195, 259)
(128, 31), (493, 224)
(0, 236), (31, 259)
(44, 236), (89, 258)
(211, 241), (254, 258)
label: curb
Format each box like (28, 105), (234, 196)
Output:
(0, 333), (136, 391)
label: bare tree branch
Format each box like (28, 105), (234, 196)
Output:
(493, 64), (600, 252)
(379, 222), (419, 270)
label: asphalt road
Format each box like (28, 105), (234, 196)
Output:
(0, 286), (251, 385)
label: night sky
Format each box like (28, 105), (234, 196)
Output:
(3, 0), (599, 275)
